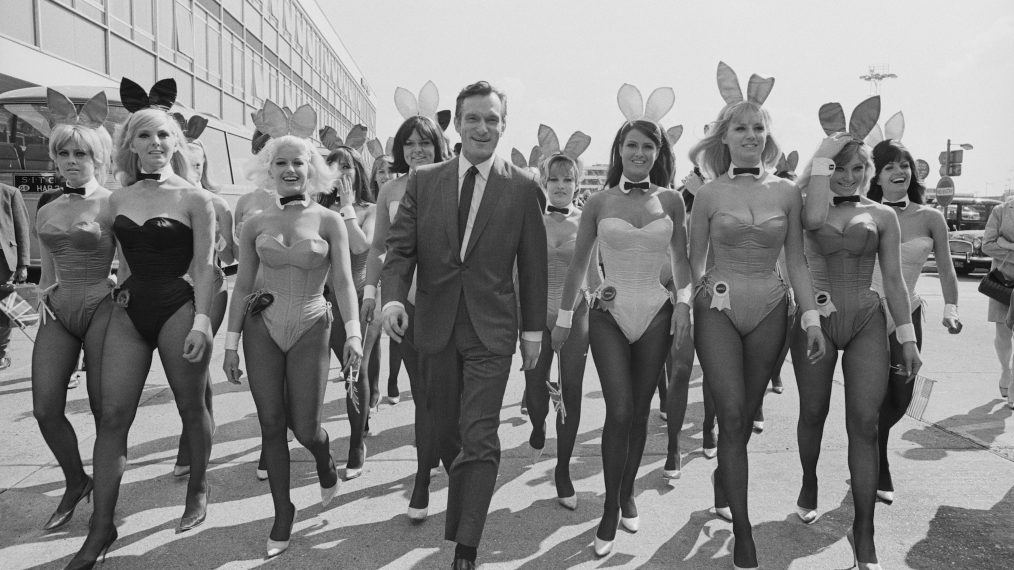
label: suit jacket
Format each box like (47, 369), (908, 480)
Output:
(0, 183), (30, 271)
(382, 156), (548, 356)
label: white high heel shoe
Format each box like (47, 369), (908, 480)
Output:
(593, 535), (613, 557)
(796, 505), (819, 524)
(266, 505), (298, 558)
(620, 515), (639, 533)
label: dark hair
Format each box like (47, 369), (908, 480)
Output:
(390, 115), (447, 174)
(321, 146), (371, 207)
(867, 139), (925, 204)
(454, 81), (507, 120)
(774, 169), (797, 181)
(605, 120), (675, 189)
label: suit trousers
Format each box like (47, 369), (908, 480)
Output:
(422, 294), (513, 547)
(0, 257), (12, 358)
(402, 302), (440, 470)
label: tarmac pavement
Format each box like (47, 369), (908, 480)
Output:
(1, 272), (1012, 569)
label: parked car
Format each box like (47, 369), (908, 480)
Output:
(924, 197), (1002, 275)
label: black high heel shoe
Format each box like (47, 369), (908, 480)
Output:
(45, 476), (94, 531)
(64, 527), (118, 570)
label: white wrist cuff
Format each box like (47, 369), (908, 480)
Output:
(191, 314), (213, 340)
(556, 309), (574, 328)
(339, 205), (357, 220)
(800, 309), (821, 331)
(944, 304), (959, 320)
(895, 323), (917, 344)
(811, 157), (835, 177)
(225, 332), (241, 351)
(364, 285), (377, 300)
(345, 319), (362, 339)
(674, 284), (692, 306)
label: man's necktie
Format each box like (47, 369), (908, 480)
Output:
(459, 166), (478, 246)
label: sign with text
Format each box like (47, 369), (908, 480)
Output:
(938, 164), (962, 177)
(936, 176), (955, 207)
(14, 174), (60, 193)
(916, 159), (930, 181)
(938, 149), (964, 165)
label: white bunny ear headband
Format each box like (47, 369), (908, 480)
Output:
(319, 124), (368, 152)
(616, 84), (684, 148)
(45, 88), (108, 133)
(716, 61), (775, 106)
(511, 146), (543, 170)
(537, 124), (591, 163)
(818, 95), (881, 141)
(394, 81), (451, 131)
(776, 151), (799, 174)
(257, 100), (316, 139)
(864, 111), (905, 147)
(366, 137), (395, 160)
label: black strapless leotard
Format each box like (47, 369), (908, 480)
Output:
(113, 215), (194, 346)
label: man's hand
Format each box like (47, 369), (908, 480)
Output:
(14, 266), (27, 283)
(520, 338), (541, 370)
(382, 304), (409, 343)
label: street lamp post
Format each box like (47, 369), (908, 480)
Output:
(945, 139), (974, 177)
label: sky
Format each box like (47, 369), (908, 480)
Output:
(326, 0), (1014, 196)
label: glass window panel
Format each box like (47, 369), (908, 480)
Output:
(40, 2), (106, 73)
(221, 33), (234, 91)
(110, 0), (130, 21)
(163, 63), (192, 107)
(175, 2), (194, 56)
(243, 0), (260, 35)
(109, 35), (155, 87)
(195, 79), (222, 118)
(223, 10), (242, 37)
(0, 0), (35, 45)
(157, 0), (173, 49)
(194, 11), (208, 76)
(78, 0), (104, 23)
(199, 121), (232, 184)
(223, 94), (243, 125)
(208, 24), (221, 80)
(225, 131), (250, 179)
(222, 0), (242, 19)
(233, 41), (244, 95)
(195, 0), (221, 19)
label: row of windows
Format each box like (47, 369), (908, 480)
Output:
(0, 0), (375, 134)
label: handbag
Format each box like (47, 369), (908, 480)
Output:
(978, 269), (1014, 304)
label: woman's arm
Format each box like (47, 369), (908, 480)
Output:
(878, 209), (915, 326)
(981, 204), (1013, 259)
(34, 209), (56, 291)
(551, 193), (601, 350)
(667, 191), (692, 345)
(688, 184), (713, 283)
(364, 180), (395, 293)
(323, 208), (363, 369)
(800, 134), (850, 230)
(927, 209), (958, 306)
(783, 189), (817, 314)
(222, 216), (260, 383)
(182, 188), (218, 362)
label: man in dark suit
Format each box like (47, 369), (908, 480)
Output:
(381, 81), (547, 569)
(0, 182), (30, 370)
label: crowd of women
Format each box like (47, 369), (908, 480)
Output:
(25, 61), (970, 569)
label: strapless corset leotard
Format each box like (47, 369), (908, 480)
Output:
(871, 235), (933, 330)
(595, 217), (673, 343)
(38, 219), (116, 338)
(546, 235), (577, 330)
(696, 212), (789, 335)
(805, 213), (884, 349)
(113, 215), (195, 346)
(252, 234), (332, 352)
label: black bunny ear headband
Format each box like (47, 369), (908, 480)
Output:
(120, 77), (176, 113)
(172, 113), (208, 143)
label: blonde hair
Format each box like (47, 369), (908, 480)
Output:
(245, 135), (332, 197)
(185, 140), (219, 192)
(540, 154), (582, 189)
(114, 108), (190, 185)
(48, 124), (113, 183)
(688, 101), (781, 180)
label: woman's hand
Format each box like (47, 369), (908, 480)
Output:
(223, 350), (244, 384)
(944, 316), (963, 334)
(360, 297), (376, 330)
(899, 342), (922, 382)
(342, 336), (364, 376)
(182, 330), (208, 363)
(804, 326), (826, 363)
(671, 304), (691, 347)
(551, 325), (571, 352)
(815, 132), (852, 159)
(336, 176), (355, 208)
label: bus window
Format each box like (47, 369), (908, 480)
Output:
(198, 127), (232, 185)
(226, 132), (253, 186)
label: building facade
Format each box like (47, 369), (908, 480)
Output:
(580, 163), (608, 195)
(0, 0), (376, 137)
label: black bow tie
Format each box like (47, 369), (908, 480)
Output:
(884, 200), (908, 208)
(279, 194), (306, 206)
(547, 205), (570, 215)
(63, 185), (85, 196)
(136, 172), (162, 181)
(732, 167), (761, 176)
(833, 195), (861, 205)
(624, 181), (650, 192)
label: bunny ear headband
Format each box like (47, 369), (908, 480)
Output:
(716, 61), (775, 106)
(617, 84), (675, 124)
(818, 95), (881, 141)
(776, 151), (799, 174)
(864, 111), (905, 147)
(45, 88), (108, 132)
(319, 124), (368, 151)
(171, 112), (209, 143)
(120, 77), (176, 113)
(511, 146), (544, 170)
(394, 81), (451, 131)
(537, 124), (591, 164)
(260, 100), (316, 139)
(366, 137), (395, 160)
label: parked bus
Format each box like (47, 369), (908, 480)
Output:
(0, 85), (256, 276)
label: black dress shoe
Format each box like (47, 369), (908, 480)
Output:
(451, 558), (475, 570)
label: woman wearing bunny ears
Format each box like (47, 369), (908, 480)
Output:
(221, 101), (363, 558)
(65, 78), (218, 568)
(687, 63), (825, 570)
(31, 89), (116, 533)
(553, 84), (692, 557)
(523, 124), (599, 510)
(866, 133), (960, 505)
(792, 96), (920, 570)
(360, 82), (450, 521)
